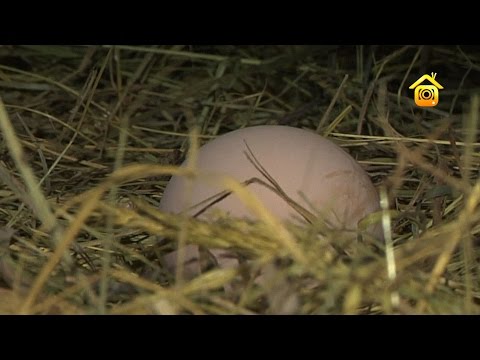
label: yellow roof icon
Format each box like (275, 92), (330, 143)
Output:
(409, 73), (444, 89)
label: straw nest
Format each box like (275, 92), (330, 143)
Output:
(0, 45), (479, 314)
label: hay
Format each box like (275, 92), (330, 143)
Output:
(0, 45), (479, 314)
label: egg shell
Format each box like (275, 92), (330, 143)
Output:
(159, 125), (381, 278)
(160, 125), (379, 228)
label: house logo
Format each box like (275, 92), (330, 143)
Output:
(409, 73), (444, 107)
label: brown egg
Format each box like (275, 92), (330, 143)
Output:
(160, 125), (381, 278)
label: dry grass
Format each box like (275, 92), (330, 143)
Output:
(1, 45), (480, 314)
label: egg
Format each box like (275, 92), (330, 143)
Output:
(160, 125), (381, 278)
